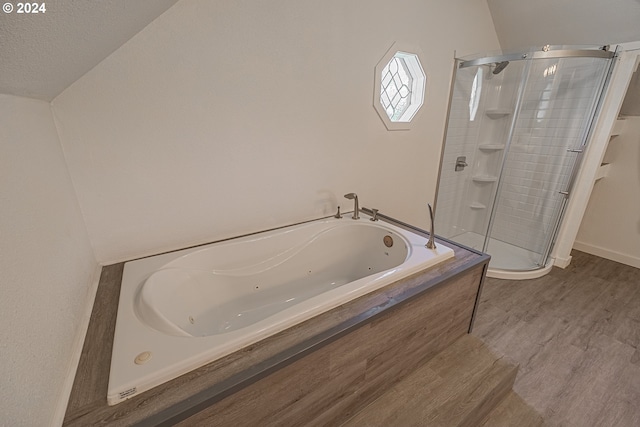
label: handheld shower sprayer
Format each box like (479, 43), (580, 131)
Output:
(343, 193), (359, 220)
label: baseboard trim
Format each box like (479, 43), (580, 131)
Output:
(51, 264), (103, 426)
(573, 241), (640, 269)
(553, 255), (572, 269)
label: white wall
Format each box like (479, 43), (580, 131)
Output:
(487, 0), (640, 49)
(575, 116), (640, 267)
(620, 68), (640, 115)
(52, 0), (501, 264)
(0, 95), (97, 426)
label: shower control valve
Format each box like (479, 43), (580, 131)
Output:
(455, 156), (468, 172)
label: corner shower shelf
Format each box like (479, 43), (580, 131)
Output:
(485, 109), (512, 119)
(595, 163), (611, 181)
(472, 175), (498, 183)
(470, 202), (487, 210)
(479, 144), (505, 151)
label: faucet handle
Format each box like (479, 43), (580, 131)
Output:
(334, 206), (342, 219)
(370, 209), (379, 221)
(426, 203), (436, 249)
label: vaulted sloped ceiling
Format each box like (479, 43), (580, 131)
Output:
(3, 0), (640, 103)
(0, 0), (177, 101)
(487, 0), (640, 49)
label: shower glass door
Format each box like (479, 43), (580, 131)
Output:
(485, 55), (613, 270)
(434, 56), (528, 254)
(435, 46), (614, 273)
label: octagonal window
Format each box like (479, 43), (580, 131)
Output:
(374, 45), (427, 130)
(381, 56), (414, 120)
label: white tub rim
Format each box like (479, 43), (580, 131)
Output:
(107, 212), (455, 405)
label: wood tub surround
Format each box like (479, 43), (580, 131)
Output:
(63, 213), (490, 426)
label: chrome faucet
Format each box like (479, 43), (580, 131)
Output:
(344, 193), (360, 220)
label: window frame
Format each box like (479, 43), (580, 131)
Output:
(373, 43), (427, 131)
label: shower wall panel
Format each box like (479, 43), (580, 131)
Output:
(435, 69), (482, 238)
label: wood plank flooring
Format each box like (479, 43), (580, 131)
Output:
(480, 391), (543, 427)
(341, 335), (519, 427)
(473, 250), (640, 427)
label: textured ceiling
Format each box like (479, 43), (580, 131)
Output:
(0, 0), (177, 101)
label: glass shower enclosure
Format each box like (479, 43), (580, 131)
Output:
(434, 45), (616, 278)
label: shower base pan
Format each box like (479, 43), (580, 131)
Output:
(452, 232), (553, 280)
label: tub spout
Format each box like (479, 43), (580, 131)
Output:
(344, 193), (360, 220)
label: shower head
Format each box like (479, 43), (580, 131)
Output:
(493, 61), (509, 75)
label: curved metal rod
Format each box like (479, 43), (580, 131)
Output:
(459, 47), (614, 69)
(426, 203), (436, 250)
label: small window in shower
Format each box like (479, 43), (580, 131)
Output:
(373, 43), (427, 130)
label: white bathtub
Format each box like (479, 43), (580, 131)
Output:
(107, 213), (454, 405)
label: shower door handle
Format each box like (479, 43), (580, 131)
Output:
(567, 148), (584, 153)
